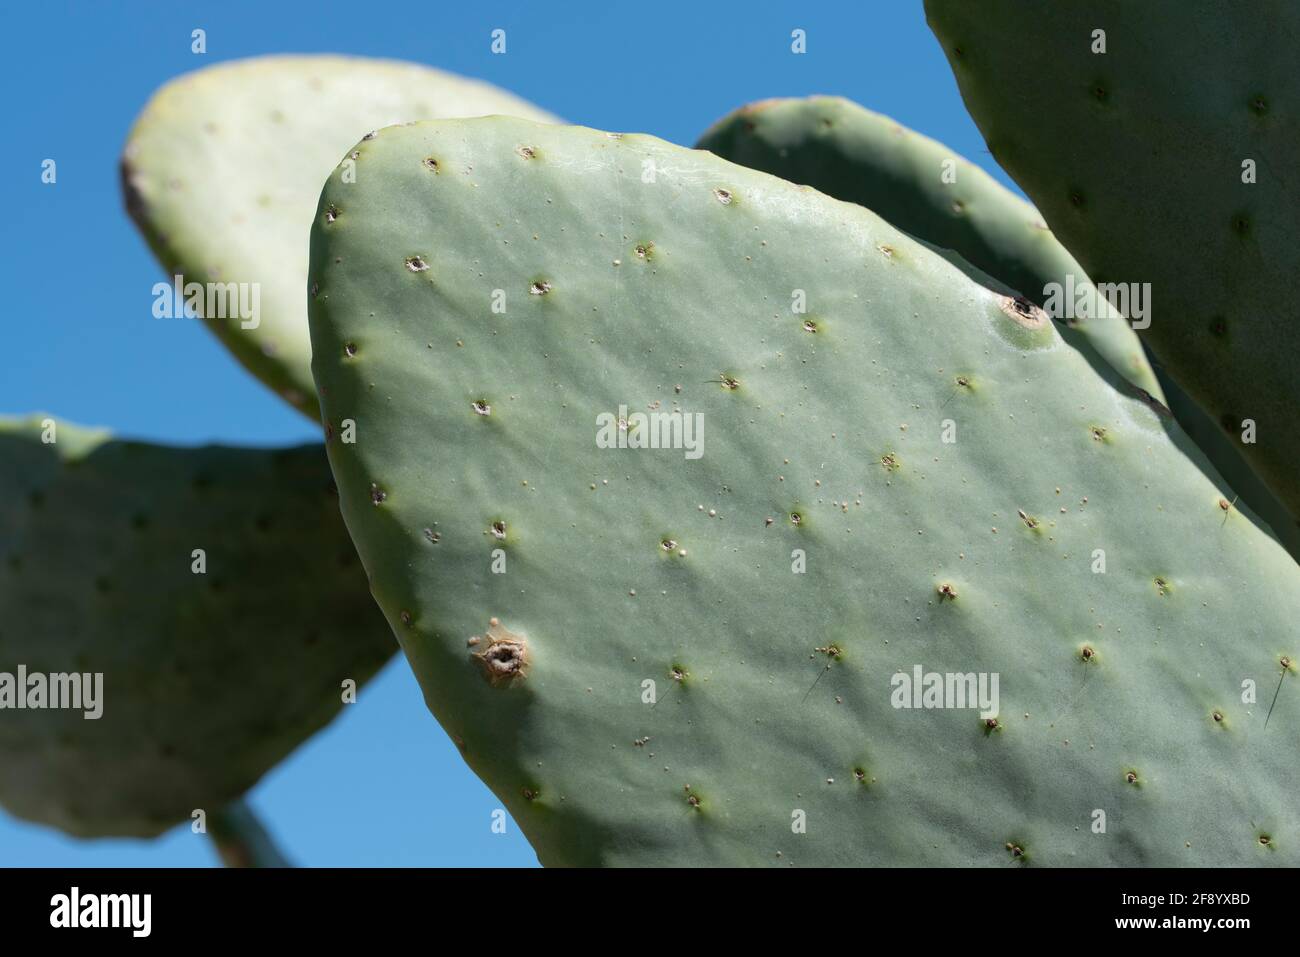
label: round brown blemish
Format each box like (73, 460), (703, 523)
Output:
(1080, 645), (1095, 662)
(789, 511), (803, 527)
(1125, 769), (1140, 786)
(1259, 833), (1273, 847)
(473, 623), (530, 686)
(937, 582), (958, 601)
(1212, 709), (1224, 723)
(1000, 295), (1049, 330)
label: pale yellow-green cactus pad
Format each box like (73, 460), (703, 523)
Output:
(121, 55), (559, 420)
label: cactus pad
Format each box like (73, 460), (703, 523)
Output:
(0, 416), (395, 837)
(696, 95), (1162, 401)
(307, 117), (1299, 866)
(121, 55), (559, 419)
(925, 0), (1300, 534)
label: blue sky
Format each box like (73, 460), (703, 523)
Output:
(1, 0), (1014, 866)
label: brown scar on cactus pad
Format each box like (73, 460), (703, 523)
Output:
(999, 295), (1048, 330)
(472, 618), (530, 686)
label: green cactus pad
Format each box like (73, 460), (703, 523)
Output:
(696, 95), (1162, 402)
(121, 54), (559, 420)
(925, 0), (1300, 534)
(697, 95), (1300, 561)
(308, 117), (1299, 866)
(0, 416), (395, 837)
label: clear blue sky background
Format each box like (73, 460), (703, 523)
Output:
(1, 0), (1017, 866)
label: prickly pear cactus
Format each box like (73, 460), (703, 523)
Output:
(0, 416), (395, 837)
(698, 95), (1300, 562)
(925, 0), (1300, 535)
(308, 117), (1299, 866)
(120, 55), (559, 420)
(696, 96), (1161, 401)
(1155, 369), (1300, 563)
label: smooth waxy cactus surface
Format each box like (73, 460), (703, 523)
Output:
(308, 117), (1298, 866)
(696, 95), (1161, 402)
(0, 416), (395, 837)
(925, 0), (1300, 536)
(120, 54), (559, 419)
(698, 95), (1300, 561)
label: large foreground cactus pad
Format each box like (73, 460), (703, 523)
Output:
(308, 118), (1298, 866)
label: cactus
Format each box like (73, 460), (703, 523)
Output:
(0, 415), (395, 838)
(696, 96), (1162, 402)
(305, 117), (1299, 866)
(698, 95), (1300, 561)
(120, 54), (559, 420)
(208, 799), (290, 867)
(925, 0), (1300, 535)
